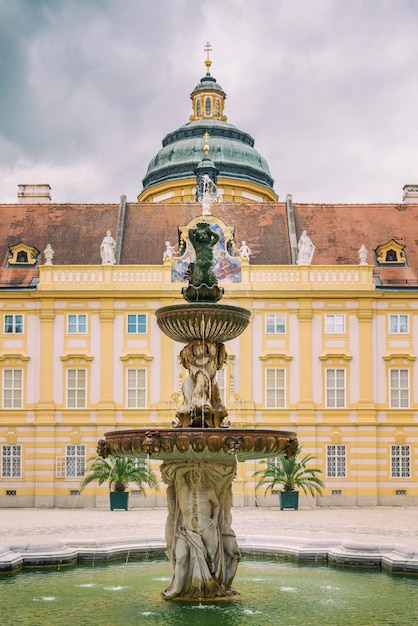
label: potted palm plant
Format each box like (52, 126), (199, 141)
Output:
(255, 448), (324, 510)
(80, 455), (157, 510)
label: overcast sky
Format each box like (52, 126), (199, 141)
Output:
(1, 0), (418, 205)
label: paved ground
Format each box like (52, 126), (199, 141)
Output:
(1, 506), (418, 549)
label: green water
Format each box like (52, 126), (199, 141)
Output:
(1, 558), (418, 626)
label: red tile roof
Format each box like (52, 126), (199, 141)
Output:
(0, 200), (417, 288)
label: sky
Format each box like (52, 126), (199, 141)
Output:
(1, 0), (418, 205)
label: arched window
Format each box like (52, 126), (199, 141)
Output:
(197, 100), (201, 116)
(205, 98), (211, 116)
(386, 249), (397, 262)
(216, 99), (220, 117)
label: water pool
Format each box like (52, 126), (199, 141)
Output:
(1, 558), (418, 626)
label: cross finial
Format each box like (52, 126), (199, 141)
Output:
(203, 132), (210, 155)
(204, 41), (212, 75)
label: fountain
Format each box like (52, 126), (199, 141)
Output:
(97, 184), (298, 599)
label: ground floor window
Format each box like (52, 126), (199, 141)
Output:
(391, 445), (410, 478)
(65, 444), (86, 478)
(1, 444), (22, 478)
(326, 444), (346, 478)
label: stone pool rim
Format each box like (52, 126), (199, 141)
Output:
(2, 534), (418, 576)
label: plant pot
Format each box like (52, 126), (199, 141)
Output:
(110, 491), (129, 511)
(279, 490), (299, 510)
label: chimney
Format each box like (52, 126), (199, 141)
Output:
(18, 184), (52, 204)
(402, 184), (418, 203)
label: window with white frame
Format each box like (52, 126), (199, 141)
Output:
(391, 445), (410, 478)
(325, 314), (345, 334)
(67, 314), (87, 334)
(326, 369), (345, 408)
(65, 444), (86, 478)
(66, 369), (86, 408)
(266, 368), (286, 408)
(389, 369), (409, 408)
(127, 368), (147, 408)
(266, 313), (286, 334)
(326, 444), (346, 477)
(127, 314), (147, 334)
(4, 314), (23, 334)
(2, 445), (22, 478)
(389, 314), (409, 334)
(216, 368), (226, 405)
(3, 369), (23, 408)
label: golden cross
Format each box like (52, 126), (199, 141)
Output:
(204, 41), (212, 60)
(203, 132), (210, 143)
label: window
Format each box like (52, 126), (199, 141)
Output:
(4, 314), (23, 334)
(325, 314), (345, 334)
(2, 445), (22, 478)
(326, 369), (345, 408)
(197, 100), (201, 116)
(127, 369), (147, 408)
(127, 314), (147, 334)
(205, 97), (211, 115)
(66, 369), (86, 408)
(389, 314), (409, 334)
(67, 314), (87, 334)
(3, 369), (23, 408)
(391, 445), (410, 478)
(16, 251), (28, 263)
(216, 99), (220, 117)
(390, 369), (409, 408)
(65, 445), (86, 478)
(266, 314), (286, 334)
(266, 368), (285, 408)
(326, 445), (346, 478)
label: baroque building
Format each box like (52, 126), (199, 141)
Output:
(1, 49), (418, 508)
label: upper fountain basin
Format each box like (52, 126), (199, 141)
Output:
(98, 428), (298, 462)
(155, 302), (251, 343)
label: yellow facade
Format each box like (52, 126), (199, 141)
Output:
(1, 261), (417, 508)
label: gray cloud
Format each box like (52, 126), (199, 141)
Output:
(0, 0), (417, 204)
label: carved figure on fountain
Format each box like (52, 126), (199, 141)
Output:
(174, 339), (228, 428)
(161, 460), (240, 599)
(172, 216), (241, 285)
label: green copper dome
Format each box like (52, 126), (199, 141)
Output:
(142, 119), (274, 191)
(139, 49), (277, 202)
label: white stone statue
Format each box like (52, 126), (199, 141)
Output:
(175, 339), (227, 428)
(239, 240), (251, 261)
(163, 241), (176, 262)
(100, 230), (116, 265)
(358, 244), (369, 265)
(161, 460), (240, 599)
(43, 243), (54, 266)
(297, 230), (315, 265)
(201, 174), (217, 216)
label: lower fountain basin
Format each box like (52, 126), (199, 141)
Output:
(98, 428), (298, 462)
(155, 302), (251, 343)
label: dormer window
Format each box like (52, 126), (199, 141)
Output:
(375, 240), (406, 265)
(7, 243), (39, 267)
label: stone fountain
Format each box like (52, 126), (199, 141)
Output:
(97, 207), (298, 599)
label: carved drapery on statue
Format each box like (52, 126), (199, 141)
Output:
(161, 460), (240, 599)
(174, 339), (228, 428)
